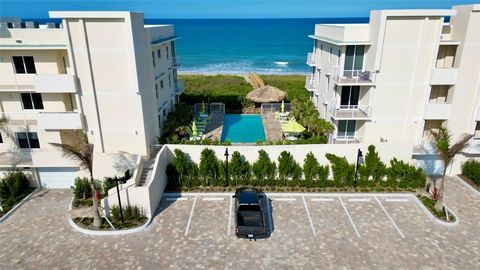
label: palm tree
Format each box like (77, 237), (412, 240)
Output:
(431, 127), (473, 217)
(51, 130), (102, 228)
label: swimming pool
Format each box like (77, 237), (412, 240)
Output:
(221, 114), (266, 143)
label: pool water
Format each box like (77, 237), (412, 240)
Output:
(221, 114), (266, 143)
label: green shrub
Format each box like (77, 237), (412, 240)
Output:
(0, 171), (33, 211)
(199, 148), (219, 186)
(71, 177), (101, 199)
(278, 151), (302, 186)
(229, 151), (250, 186)
(159, 103), (194, 143)
(387, 158), (426, 189)
(73, 198), (93, 208)
(252, 150), (277, 186)
(358, 145), (386, 187)
(303, 152), (329, 187)
(110, 204), (144, 222)
(461, 159), (480, 185)
(325, 153), (355, 187)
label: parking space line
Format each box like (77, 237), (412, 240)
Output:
(348, 198), (371, 202)
(385, 198), (409, 202)
(227, 195), (233, 237)
(202, 197), (225, 201)
(165, 197), (189, 201)
(311, 198), (334, 202)
(338, 196), (361, 238)
(374, 196), (405, 238)
(302, 196), (316, 237)
(272, 198), (297, 201)
(184, 195), (197, 236)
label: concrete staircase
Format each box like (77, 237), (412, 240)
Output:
(138, 145), (163, 186)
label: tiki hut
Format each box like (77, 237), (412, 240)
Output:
(246, 85), (287, 103)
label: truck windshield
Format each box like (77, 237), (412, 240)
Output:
(238, 204), (260, 211)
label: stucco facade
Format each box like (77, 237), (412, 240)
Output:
(0, 12), (183, 185)
(306, 4), (480, 174)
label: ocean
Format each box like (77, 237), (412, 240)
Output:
(146, 18), (369, 74)
(33, 17), (368, 74)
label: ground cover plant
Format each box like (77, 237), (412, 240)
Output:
(461, 159), (480, 186)
(73, 205), (147, 230)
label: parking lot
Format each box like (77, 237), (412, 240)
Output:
(1, 177), (479, 269)
(157, 193), (426, 242)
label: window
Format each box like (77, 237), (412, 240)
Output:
(160, 80), (164, 89)
(16, 132), (40, 149)
(320, 44), (323, 57)
(152, 52), (155, 67)
(157, 49), (161, 59)
(344, 45), (365, 72)
(168, 74), (171, 87)
(163, 109), (166, 117)
(475, 122), (480, 139)
(21, 93), (43, 110)
(337, 120), (356, 140)
(329, 48), (333, 62)
(337, 50), (341, 66)
(429, 86), (449, 103)
(0, 132), (3, 143)
(12, 56), (36, 74)
(340, 86), (360, 109)
(155, 83), (159, 99)
(166, 46), (169, 60)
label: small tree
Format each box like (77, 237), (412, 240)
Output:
(199, 148), (219, 186)
(51, 130), (102, 228)
(278, 151), (301, 186)
(173, 149), (192, 187)
(431, 127), (473, 214)
(229, 151), (250, 186)
(252, 150), (276, 185)
(358, 145), (386, 187)
(325, 153), (355, 187)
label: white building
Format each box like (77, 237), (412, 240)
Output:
(0, 11), (184, 187)
(305, 4), (480, 174)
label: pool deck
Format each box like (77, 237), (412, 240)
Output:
(262, 112), (284, 141)
(204, 112), (223, 140)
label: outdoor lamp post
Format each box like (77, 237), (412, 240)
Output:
(112, 176), (127, 223)
(224, 148), (229, 186)
(354, 149), (364, 188)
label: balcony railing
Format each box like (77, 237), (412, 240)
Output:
(37, 111), (83, 130)
(173, 56), (181, 67)
(412, 139), (437, 155)
(328, 102), (372, 120)
(306, 53), (318, 66)
(305, 75), (315, 92)
(463, 139), (480, 154)
(175, 80), (185, 94)
(33, 74), (77, 93)
(332, 67), (376, 85)
(329, 134), (362, 144)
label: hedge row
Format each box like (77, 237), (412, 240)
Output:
(166, 145), (426, 190)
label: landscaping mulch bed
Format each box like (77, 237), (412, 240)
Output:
(167, 186), (417, 193)
(416, 195), (456, 223)
(73, 216), (148, 231)
(457, 175), (480, 192)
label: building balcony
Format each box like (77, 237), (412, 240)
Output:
(33, 74), (77, 93)
(305, 75), (316, 92)
(332, 67), (376, 85)
(173, 56), (181, 67)
(412, 140), (437, 155)
(328, 103), (372, 120)
(175, 80), (185, 94)
(329, 134), (362, 144)
(430, 68), (458, 85)
(37, 111), (83, 130)
(462, 139), (480, 154)
(424, 103), (451, 120)
(306, 53), (319, 66)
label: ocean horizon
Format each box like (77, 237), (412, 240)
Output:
(32, 17), (369, 74)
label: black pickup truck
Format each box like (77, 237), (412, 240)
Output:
(233, 187), (267, 239)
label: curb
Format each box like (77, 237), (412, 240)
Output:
(0, 188), (41, 223)
(67, 197), (152, 236)
(165, 191), (459, 227)
(453, 175), (480, 197)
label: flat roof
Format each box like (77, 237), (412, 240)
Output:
(373, 9), (457, 17)
(308, 34), (371, 46)
(49, 11), (141, 19)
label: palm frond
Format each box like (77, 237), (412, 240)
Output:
(50, 131), (94, 175)
(448, 133), (474, 157)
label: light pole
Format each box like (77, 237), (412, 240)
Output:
(224, 148), (229, 186)
(112, 176), (127, 223)
(354, 149), (364, 188)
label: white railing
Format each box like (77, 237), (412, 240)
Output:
(305, 75), (315, 91)
(37, 111), (83, 130)
(332, 134), (363, 144)
(332, 66), (376, 84)
(327, 102), (372, 119)
(175, 80), (185, 94)
(412, 139), (437, 155)
(306, 53), (318, 66)
(173, 56), (181, 67)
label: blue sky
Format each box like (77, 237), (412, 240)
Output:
(0, 0), (478, 18)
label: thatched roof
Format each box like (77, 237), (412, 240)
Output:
(246, 85), (287, 103)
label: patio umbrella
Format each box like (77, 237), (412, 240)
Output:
(201, 101), (206, 114)
(191, 121), (198, 137)
(281, 119), (306, 133)
(246, 85), (287, 103)
(281, 100), (285, 113)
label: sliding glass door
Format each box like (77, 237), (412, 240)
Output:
(340, 86), (360, 109)
(337, 120), (356, 140)
(344, 45), (365, 77)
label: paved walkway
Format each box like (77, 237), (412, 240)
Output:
(0, 177), (479, 269)
(262, 112), (283, 141)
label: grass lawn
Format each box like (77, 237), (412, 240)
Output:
(179, 74), (308, 113)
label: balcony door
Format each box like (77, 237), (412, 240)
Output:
(340, 86), (360, 109)
(344, 45), (365, 77)
(337, 120), (356, 140)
